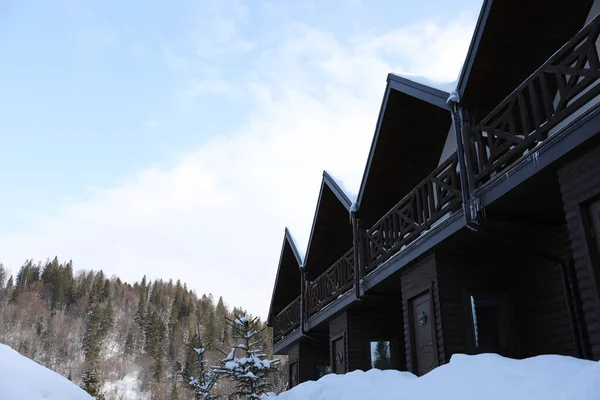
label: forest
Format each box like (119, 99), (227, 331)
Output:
(0, 258), (287, 399)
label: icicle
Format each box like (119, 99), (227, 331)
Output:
(469, 196), (481, 221)
(532, 151), (540, 166)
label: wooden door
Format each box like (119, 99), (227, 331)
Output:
(410, 292), (438, 376)
(332, 337), (346, 374)
(588, 199), (600, 261)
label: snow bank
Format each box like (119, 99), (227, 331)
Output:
(268, 353), (600, 400)
(0, 343), (93, 400)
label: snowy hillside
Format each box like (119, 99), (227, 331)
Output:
(0, 343), (93, 400)
(267, 353), (600, 400)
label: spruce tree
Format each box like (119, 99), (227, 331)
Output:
(81, 362), (105, 400)
(188, 343), (218, 400)
(212, 314), (280, 399)
(0, 263), (6, 291)
(170, 383), (179, 400)
(124, 330), (136, 356)
(4, 275), (13, 303)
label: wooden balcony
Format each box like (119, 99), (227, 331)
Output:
(273, 295), (300, 343)
(465, 14), (600, 188)
(363, 153), (462, 273)
(306, 248), (354, 316)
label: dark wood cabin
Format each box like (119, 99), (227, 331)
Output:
(267, 0), (600, 389)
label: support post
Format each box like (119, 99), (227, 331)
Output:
(300, 265), (306, 334)
(351, 210), (363, 300)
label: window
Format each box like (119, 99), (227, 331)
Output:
(370, 340), (393, 370)
(468, 291), (511, 355)
(289, 362), (299, 388)
(314, 363), (332, 379)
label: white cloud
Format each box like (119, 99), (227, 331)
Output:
(187, 0), (254, 58)
(146, 120), (160, 128)
(182, 78), (236, 103)
(0, 13), (476, 318)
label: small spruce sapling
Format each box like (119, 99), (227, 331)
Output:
(188, 342), (219, 400)
(212, 314), (280, 399)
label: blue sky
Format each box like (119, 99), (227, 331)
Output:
(0, 0), (482, 316)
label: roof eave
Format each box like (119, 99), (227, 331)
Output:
(267, 228), (302, 325)
(355, 74), (453, 210)
(387, 73), (451, 109)
(322, 171), (353, 211)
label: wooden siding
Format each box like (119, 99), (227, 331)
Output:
(559, 142), (600, 360)
(328, 305), (406, 373)
(346, 305), (405, 372)
(436, 250), (515, 359)
(287, 339), (329, 385)
(436, 226), (578, 361)
(514, 226), (578, 358)
(401, 254), (444, 373)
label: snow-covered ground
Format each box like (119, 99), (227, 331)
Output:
(266, 353), (600, 400)
(103, 372), (150, 400)
(0, 343), (93, 400)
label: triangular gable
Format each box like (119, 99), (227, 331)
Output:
(267, 228), (303, 326)
(355, 73), (453, 227)
(303, 171), (355, 281)
(455, 0), (594, 116)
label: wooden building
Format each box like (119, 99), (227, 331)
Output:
(267, 0), (600, 388)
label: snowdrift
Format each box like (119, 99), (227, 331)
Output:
(268, 353), (600, 400)
(0, 343), (93, 400)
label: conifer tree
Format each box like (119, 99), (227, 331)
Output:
(124, 329), (135, 356)
(135, 277), (147, 332)
(188, 342), (218, 400)
(0, 263), (6, 291)
(4, 275), (13, 303)
(81, 362), (105, 400)
(212, 314), (280, 399)
(170, 383), (179, 400)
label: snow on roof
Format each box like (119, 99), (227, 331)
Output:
(264, 353), (600, 400)
(323, 170), (359, 204)
(0, 343), (94, 400)
(392, 72), (458, 94)
(285, 228), (306, 262)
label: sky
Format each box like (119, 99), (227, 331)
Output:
(0, 0), (482, 317)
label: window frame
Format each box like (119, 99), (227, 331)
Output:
(465, 289), (514, 356)
(368, 339), (394, 370)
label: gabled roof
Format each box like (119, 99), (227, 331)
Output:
(267, 228), (303, 326)
(355, 73), (454, 227)
(456, 0), (595, 116)
(303, 171), (355, 281)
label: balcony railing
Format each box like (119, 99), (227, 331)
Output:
(364, 153), (462, 272)
(467, 14), (600, 187)
(307, 248), (354, 316)
(273, 295), (301, 342)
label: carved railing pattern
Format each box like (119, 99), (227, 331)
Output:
(307, 248), (355, 316)
(273, 295), (301, 342)
(468, 15), (600, 186)
(363, 153), (462, 272)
